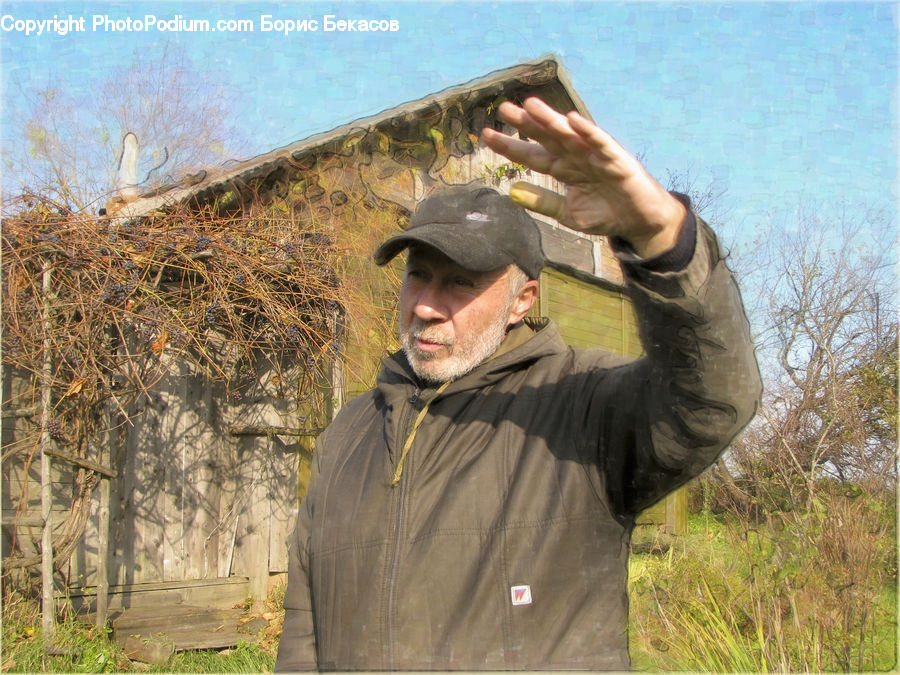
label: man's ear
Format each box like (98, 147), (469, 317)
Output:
(507, 280), (539, 326)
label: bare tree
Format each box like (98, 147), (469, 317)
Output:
(5, 43), (247, 213)
(664, 166), (732, 228)
(719, 207), (897, 509)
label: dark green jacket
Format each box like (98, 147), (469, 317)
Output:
(275, 218), (761, 671)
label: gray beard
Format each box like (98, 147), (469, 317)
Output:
(400, 308), (510, 384)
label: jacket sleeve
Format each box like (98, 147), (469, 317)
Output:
(588, 204), (762, 517)
(274, 440), (322, 671)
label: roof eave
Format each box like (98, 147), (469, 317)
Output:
(110, 55), (585, 220)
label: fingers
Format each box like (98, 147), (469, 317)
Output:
(509, 182), (567, 222)
(482, 97), (636, 194)
(481, 128), (559, 175)
(566, 110), (622, 160)
(497, 99), (591, 158)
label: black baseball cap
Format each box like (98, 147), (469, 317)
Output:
(373, 184), (545, 279)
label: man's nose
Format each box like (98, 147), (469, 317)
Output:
(412, 282), (448, 322)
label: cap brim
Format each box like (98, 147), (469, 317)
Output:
(373, 223), (512, 272)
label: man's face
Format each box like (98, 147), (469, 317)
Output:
(399, 246), (521, 383)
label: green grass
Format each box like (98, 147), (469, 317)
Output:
(1, 591), (279, 673)
(148, 642), (274, 673)
(1, 594), (129, 673)
(629, 508), (898, 672)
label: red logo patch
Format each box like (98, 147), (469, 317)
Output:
(510, 584), (532, 606)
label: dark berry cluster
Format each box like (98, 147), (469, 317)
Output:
(4, 333), (21, 354)
(306, 232), (333, 248)
(103, 282), (136, 306)
(204, 303), (220, 327)
(46, 419), (64, 441)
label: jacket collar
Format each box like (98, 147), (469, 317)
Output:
(378, 317), (566, 398)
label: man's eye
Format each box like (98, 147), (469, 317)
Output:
(406, 268), (427, 280)
(451, 277), (475, 288)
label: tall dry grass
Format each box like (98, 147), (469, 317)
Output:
(629, 480), (897, 672)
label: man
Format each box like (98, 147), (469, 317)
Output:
(275, 98), (761, 671)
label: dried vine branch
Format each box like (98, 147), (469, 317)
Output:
(1, 191), (348, 572)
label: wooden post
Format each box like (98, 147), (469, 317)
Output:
(329, 305), (344, 420)
(39, 261), (55, 644)
(247, 439), (269, 612)
(97, 391), (125, 628)
(96, 476), (110, 628)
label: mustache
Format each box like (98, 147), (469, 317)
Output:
(407, 319), (453, 347)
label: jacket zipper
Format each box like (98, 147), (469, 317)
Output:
(384, 381), (452, 666)
(391, 381), (451, 485)
(385, 386), (420, 668)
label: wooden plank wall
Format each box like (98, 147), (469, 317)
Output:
(99, 361), (304, 600)
(3, 358), (306, 605)
(539, 268), (642, 358)
(1, 370), (75, 581)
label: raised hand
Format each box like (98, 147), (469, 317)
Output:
(481, 97), (686, 258)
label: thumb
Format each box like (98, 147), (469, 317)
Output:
(509, 182), (568, 223)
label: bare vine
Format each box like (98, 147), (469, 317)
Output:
(1, 191), (346, 571)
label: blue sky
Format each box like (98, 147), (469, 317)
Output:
(2, 1), (897, 248)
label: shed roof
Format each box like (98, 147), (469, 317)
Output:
(109, 56), (589, 219)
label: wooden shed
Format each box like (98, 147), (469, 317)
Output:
(1, 57), (685, 631)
